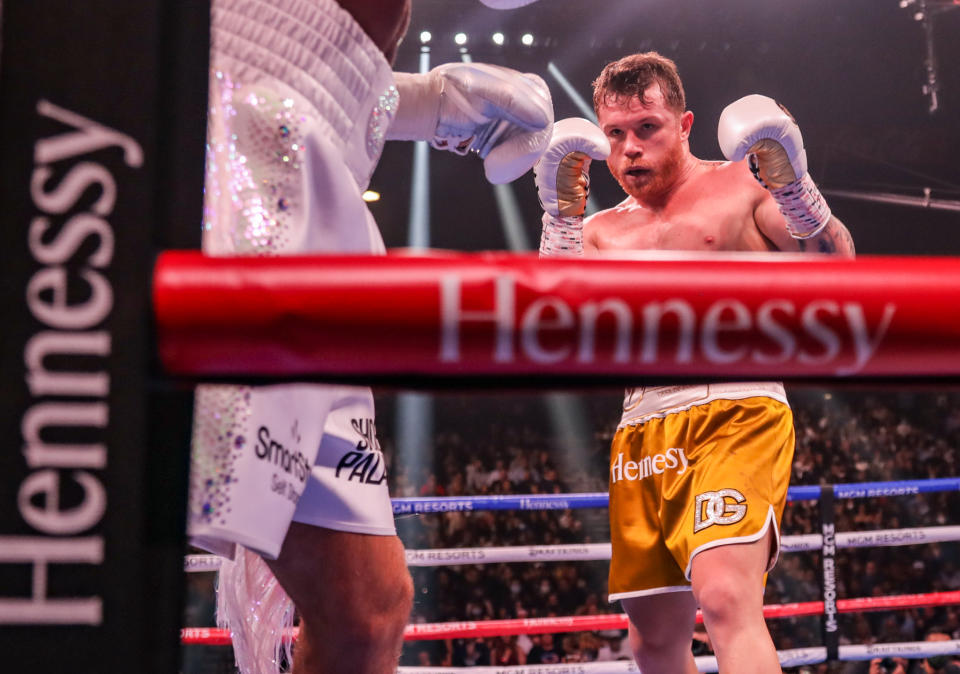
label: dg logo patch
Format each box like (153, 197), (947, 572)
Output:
(694, 488), (747, 533)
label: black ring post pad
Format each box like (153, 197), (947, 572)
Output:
(819, 484), (839, 662)
(0, 3), (208, 672)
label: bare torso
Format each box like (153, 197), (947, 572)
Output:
(585, 159), (790, 254)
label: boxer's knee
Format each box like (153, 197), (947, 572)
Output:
(630, 616), (678, 655)
(694, 576), (746, 629)
(317, 561), (411, 664)
(284, 529), (411, 649)
(339, 557), (413, 645)
(690, 535), (771, 631)
(622, 592), (697, 664)
(691, 561), (765, 632)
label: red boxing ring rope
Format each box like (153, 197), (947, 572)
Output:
(180, 590), (960, 646)
(155, 252), (960, 382)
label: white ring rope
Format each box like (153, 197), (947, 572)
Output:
(397, 639), (960, 674)
(185, 525), (960, 571)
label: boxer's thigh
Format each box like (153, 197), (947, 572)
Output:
(608, 424), (691, 600)
(266, 523), (410, 623)
(273, 386), (408, 619)
(661, 397), (795, 581)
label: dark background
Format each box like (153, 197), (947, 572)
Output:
(371, 0), (960, 256)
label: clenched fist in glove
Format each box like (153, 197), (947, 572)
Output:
(388, 63), (553, 184)
(718, 94), (831, 239)
(533, 117), (610, 257)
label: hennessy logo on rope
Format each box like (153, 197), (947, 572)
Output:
(438, 273), (897, 375)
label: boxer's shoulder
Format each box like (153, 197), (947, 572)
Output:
(583, 197), (651, 251)
(683, 161), (770, 240)
(695, 157), (759, 187)
(585, 197), (637, 230)
(689, 158), (768, 209)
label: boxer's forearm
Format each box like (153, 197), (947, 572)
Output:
(797, 216), (855, 257)
(539, 214), (585, 257)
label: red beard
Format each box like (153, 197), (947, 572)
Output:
(614, 139), (685, 202)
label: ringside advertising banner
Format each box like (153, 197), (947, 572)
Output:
(0, 2), (207, 671)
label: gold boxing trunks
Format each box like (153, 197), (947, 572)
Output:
(608, 384), (794, 600)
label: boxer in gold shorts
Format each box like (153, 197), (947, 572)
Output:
(534, 52), (855, 672)
(608, 384), (794, 598)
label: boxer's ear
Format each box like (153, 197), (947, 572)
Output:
(680, 110), (694, 140)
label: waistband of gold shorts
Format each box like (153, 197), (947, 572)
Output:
(618, 382), (788, 428)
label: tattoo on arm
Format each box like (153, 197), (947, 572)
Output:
(806, 217), (856, 257)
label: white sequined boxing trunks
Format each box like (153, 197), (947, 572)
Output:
(187, 0), (399, 560)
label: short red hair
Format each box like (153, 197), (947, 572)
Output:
(592, 52), (686, 116)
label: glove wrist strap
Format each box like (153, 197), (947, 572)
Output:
(750, 158), (832, 239)
(539, 213), (584, 258)
(385, 72), (441, 141)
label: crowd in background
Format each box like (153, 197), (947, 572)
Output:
(182, 389), (960, 673)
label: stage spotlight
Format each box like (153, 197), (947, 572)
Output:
(521, 32), (534, 46)
(420, 30), (431, 43)
(547, 61), (598, 124)
(489, 180), (594, 487)
(454, 32), (468, 45)
(492, 32), (505, 45)
(361, 190), (380, 203)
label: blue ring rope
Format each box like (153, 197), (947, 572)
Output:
(391, 477), (960, 514)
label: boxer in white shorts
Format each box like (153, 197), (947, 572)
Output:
(188, 1), (552, 673)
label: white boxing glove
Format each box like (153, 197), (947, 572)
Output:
(534, 118), (610, 257)
(718, 94), (807, 187)
(388, 63), (553, 184)
(718, 94), (831, 239)
(535, 117), (610, 217)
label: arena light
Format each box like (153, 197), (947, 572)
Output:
(490, 180), (595, 483)
(397, 392), (433, 493)
(454, 32), (468, 45)
(419, 30), (432, 44)
(520, 32), (534, 46)
(492, 32), (505, 45)
(361, 190), (380, 202)
(394, 45), (435, 485)
(493, 183), (529, 252)
(408, 48), (432, 250)
(546, 61), (601, 215)
(547, 61), (598, 123)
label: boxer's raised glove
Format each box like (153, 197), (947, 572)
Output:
(718, 94), (831, 239)
(534, 117), (610, 257)
(388, 63), (553, 184)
